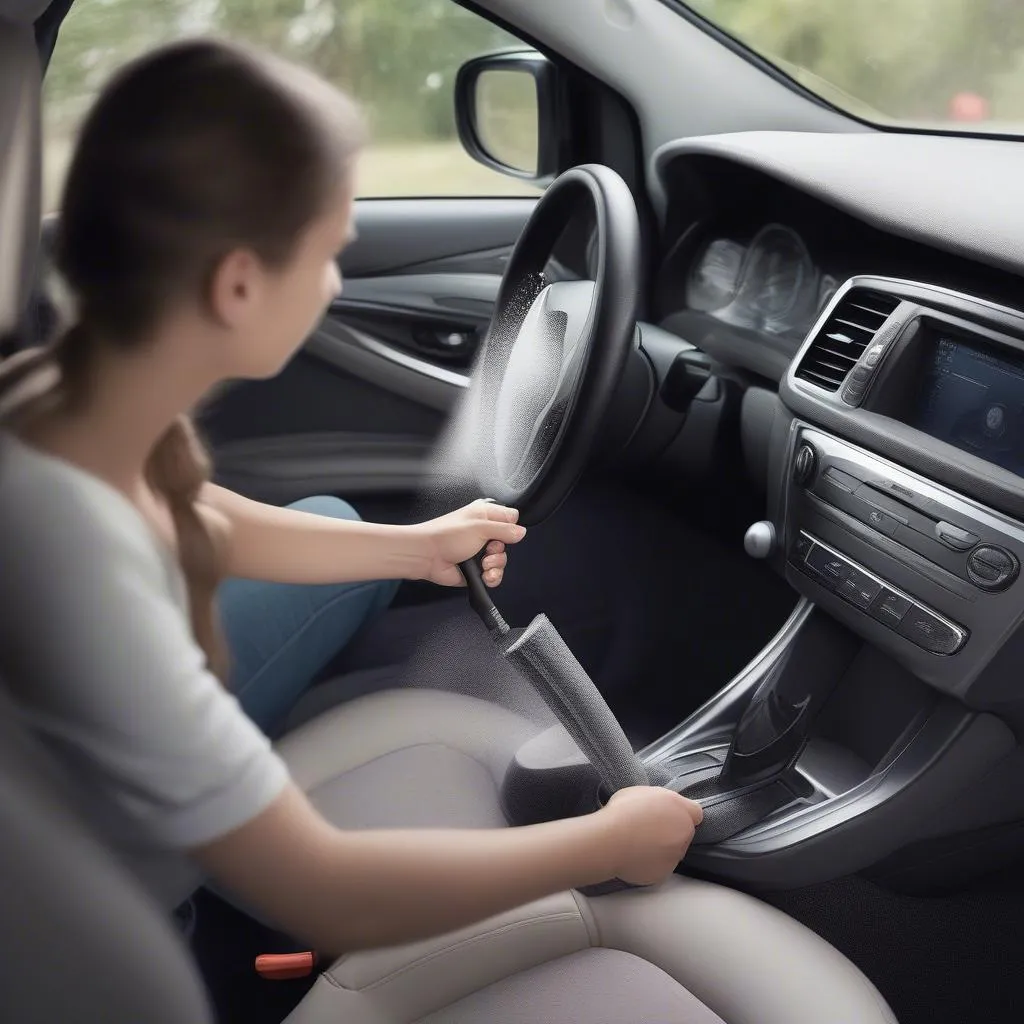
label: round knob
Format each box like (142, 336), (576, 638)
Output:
(793, 443), (818, 486)
(967, 545), (1019, 592)
(744, 521), (777, 559)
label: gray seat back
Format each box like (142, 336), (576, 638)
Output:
(0, 6), (214, 1021)
(0, 685), (215, 1024)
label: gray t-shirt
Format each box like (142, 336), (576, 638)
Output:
(0, 433), (289, 909)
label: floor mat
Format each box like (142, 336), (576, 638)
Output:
(189, 890), (316, 1024)
(762, 870), (1024, 1024)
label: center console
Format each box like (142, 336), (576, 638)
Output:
(776, 276), (1024, 702)
(499, 274), (1024, 891)
(632, 276), (1024, 888)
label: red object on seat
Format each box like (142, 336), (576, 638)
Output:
(254, 951), (318, 980)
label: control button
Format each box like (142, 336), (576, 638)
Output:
(863, 341), (889, 368)
(838, 567), (883, 610)
(792, 443), (818, 486)
(849, 365), (873, 384)
(860, 503), (900, 537)
(870, 589), (913, 627)
(967, 545), (1020, 592)
(852, 485), (910, 525)
(935, 521), (979, 553)
(806, 545), (851, 588)
(897, 607), (966, 655)
(842, 383), (867, 406)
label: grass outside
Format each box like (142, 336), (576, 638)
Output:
(42, 135), (541, 214)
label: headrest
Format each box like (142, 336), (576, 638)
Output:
(0, 15), (41, 338)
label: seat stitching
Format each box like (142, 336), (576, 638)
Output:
(568, 888), (602, 947)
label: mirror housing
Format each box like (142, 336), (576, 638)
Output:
(455, 50), (563, 185)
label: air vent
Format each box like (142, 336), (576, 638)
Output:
(796, 289), (901, 392)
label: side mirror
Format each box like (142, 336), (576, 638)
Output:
(455, 51), (562, 184)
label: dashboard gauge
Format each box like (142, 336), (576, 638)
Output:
(715, 224), (816, 335)
(686, 238), (745, 312)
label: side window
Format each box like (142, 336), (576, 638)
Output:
(42, 0), (544, 213)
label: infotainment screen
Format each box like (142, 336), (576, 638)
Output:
(914, 327), (1024, 476)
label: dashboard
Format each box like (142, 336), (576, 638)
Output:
(650, 136), (1024, 387)
(643, 131), (1024, 711)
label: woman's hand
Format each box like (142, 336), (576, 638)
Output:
(415, 499), (526, 588)
(600, 787), (704, 886)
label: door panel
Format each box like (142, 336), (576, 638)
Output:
(341, 199), (535, 276)
(331, 273), (499, 376)
(201, 198), (535, 507)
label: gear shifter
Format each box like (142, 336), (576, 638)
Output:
(458, 555), (651, 797)
(718, 608), (859, 789)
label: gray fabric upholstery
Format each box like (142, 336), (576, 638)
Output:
(0, 687), (214, 1024)
(415, 948), (727, 1024)
(280, 687), (899, 1024)
(310, 743), (508, 829)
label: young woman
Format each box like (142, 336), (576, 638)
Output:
(0, 39), (702, 957)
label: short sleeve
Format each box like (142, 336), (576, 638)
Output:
(0, 452), (290, 850)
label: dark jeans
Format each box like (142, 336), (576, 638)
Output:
(218, 495), (400, 737)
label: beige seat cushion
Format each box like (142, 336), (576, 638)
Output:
(274, 688), (897, 1024)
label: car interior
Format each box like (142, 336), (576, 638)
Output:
(5, 1), (1024, 1022)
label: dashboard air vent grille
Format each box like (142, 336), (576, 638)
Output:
(796, 289), (901, 392)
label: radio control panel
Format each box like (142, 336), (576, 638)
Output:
(779, 425), (1024, 698)
(793, 532), (967, 655)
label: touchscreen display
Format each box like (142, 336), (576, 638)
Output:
(915, 329), (1024, 475)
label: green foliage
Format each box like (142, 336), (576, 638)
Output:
(45, 0), (521, 141)
(689, 0), (1024, 121)
(39, 0), (1024, 205)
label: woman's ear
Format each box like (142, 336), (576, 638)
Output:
(207, 248), (263, 329)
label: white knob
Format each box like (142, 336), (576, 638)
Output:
(744, 521), (776, 559)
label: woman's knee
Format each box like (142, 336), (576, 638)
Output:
(288, 494), (361, 522)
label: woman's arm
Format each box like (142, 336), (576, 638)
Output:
(192, 782), (702, 958)
(200, 484), (524, 586)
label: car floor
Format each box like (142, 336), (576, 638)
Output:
(761, 867), (1024, 1024)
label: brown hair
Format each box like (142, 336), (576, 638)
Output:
(0, 39), (365, 680)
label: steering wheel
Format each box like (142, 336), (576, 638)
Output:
(462, 164), (642, 526)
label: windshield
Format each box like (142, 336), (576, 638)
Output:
(682, 0), (1024, 136)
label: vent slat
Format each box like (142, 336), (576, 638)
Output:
(832, 318), (877, 335)
(814, 347), (860, 363)
(795, 288), (899, 392)
(800, 369), (847, 389)
(809, 357), (855, 375)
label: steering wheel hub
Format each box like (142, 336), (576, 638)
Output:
(459, 164), (642, 525)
